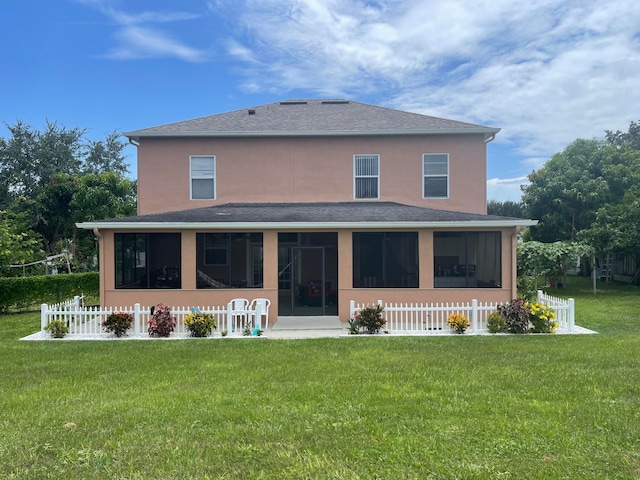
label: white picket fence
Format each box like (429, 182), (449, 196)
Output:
(41, 300), (264, 338)
(350, 290), (575, 334)
(41, 291), (575, 338)
(537, 290), (575, 332)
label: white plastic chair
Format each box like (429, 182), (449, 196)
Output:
(229, 298), (249, 332)
(250, 298), (271, 330)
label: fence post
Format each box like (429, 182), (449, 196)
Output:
(227, 302), (233, 333)
(537, 289), (543, 303)
(255, 304), (262, 330)
(568, 298), (575, 332)
(349, 300), (355, 319)
(134, 303), (141, 335)
(471, 299), (478, 333)
(41, 303), (48, 331)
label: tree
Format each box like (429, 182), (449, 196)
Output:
(0, 121), (130, 207)
(28, 174), (79, 255)
(71, 173), (136, 269)
(18, 172), (136, 270)
(487, 200), (525, 218)
(606, 120), (640, 151)
(83, 131), (129, 176)
(0, 210), (42, 275)
(582, 124), (640, 266)
(0, 121), (84, 204)
(521, 120), (640, 285)
(522, 139), (619, 242)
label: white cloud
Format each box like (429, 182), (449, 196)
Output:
(487, 176), (530, 202)
(77, 0), (207, 62)
(221, 0), (640, 192)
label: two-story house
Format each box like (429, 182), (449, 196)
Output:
(79, 99), (535, 324)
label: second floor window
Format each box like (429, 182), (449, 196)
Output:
(354, 154), (379, 199)
(423, 153), (449, 198)
(190, 156), (216, 200)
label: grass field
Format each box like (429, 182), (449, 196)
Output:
(1, 277), (639, 479)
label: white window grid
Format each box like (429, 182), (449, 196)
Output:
(354, 154), (380, 199)
(423, 153), (449, 199)
(190, 155), (216, 200)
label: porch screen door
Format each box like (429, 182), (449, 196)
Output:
(291, 247), (325, 316)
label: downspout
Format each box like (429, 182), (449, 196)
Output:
(127, 137), (140, 214)
(484, 132), (498, 213)
(93, 228), (105, 306)
(512, 227), (521, 298)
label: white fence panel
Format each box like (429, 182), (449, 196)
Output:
(40, 301), (261, 338)
(350, 295), (574, 335)
(537, 290), (575, 332)
(349, 299), (500, 334)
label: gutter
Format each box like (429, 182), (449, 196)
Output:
(124, 127), (502, 141)
(77, 219), (538, 230)
(484, 132), (498, 143)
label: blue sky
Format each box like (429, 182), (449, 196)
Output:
(2, 0), (639, 202)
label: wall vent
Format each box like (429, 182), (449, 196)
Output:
(248, 109), (256, 115)
(321, 100), (349, 105)
(279, 101), (308, 105)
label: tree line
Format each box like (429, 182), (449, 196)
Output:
(0, 121), (136, 276)
(488, 120), (640, 284)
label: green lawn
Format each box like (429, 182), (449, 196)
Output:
(1, 278), (639, 479)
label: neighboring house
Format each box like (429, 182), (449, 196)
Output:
(78, 99), (536, 324)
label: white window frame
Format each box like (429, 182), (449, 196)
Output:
(353, 154), (380, 200)
(422, 153), (449, 199)
(190, 155), (216, 200)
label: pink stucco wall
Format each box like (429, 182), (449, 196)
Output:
(137, 134), (487, 215)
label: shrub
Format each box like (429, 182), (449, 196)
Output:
(103, 311), (134, 337)
(0, 272), (99, 312)
(497, 298), (530, 334)
(447, 313), (470, 334)
(487, 311), (509, 333)
(529, 302), (558, 333)
(45, 319), (69, 338)
(350, 304), (385, 334)
(148, 304), (176, 337)
(184, 310), (216, 337)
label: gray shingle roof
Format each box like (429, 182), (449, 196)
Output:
(124, 100), (500, 138)
(78, 202), (534, 229)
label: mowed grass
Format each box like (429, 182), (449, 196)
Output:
(1, 278), (639, 479)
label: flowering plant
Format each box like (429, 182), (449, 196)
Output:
(528, 302), (558, 333)
(103, 311), (134, 337)
(349, 304), (385, 334)
(447, 313), (470, 334)
(184, 309), (216, 337)
(148, 303), (176, 337)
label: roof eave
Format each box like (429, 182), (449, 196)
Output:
(123, 128), (501, 140)
(77, 219), (537, 230)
